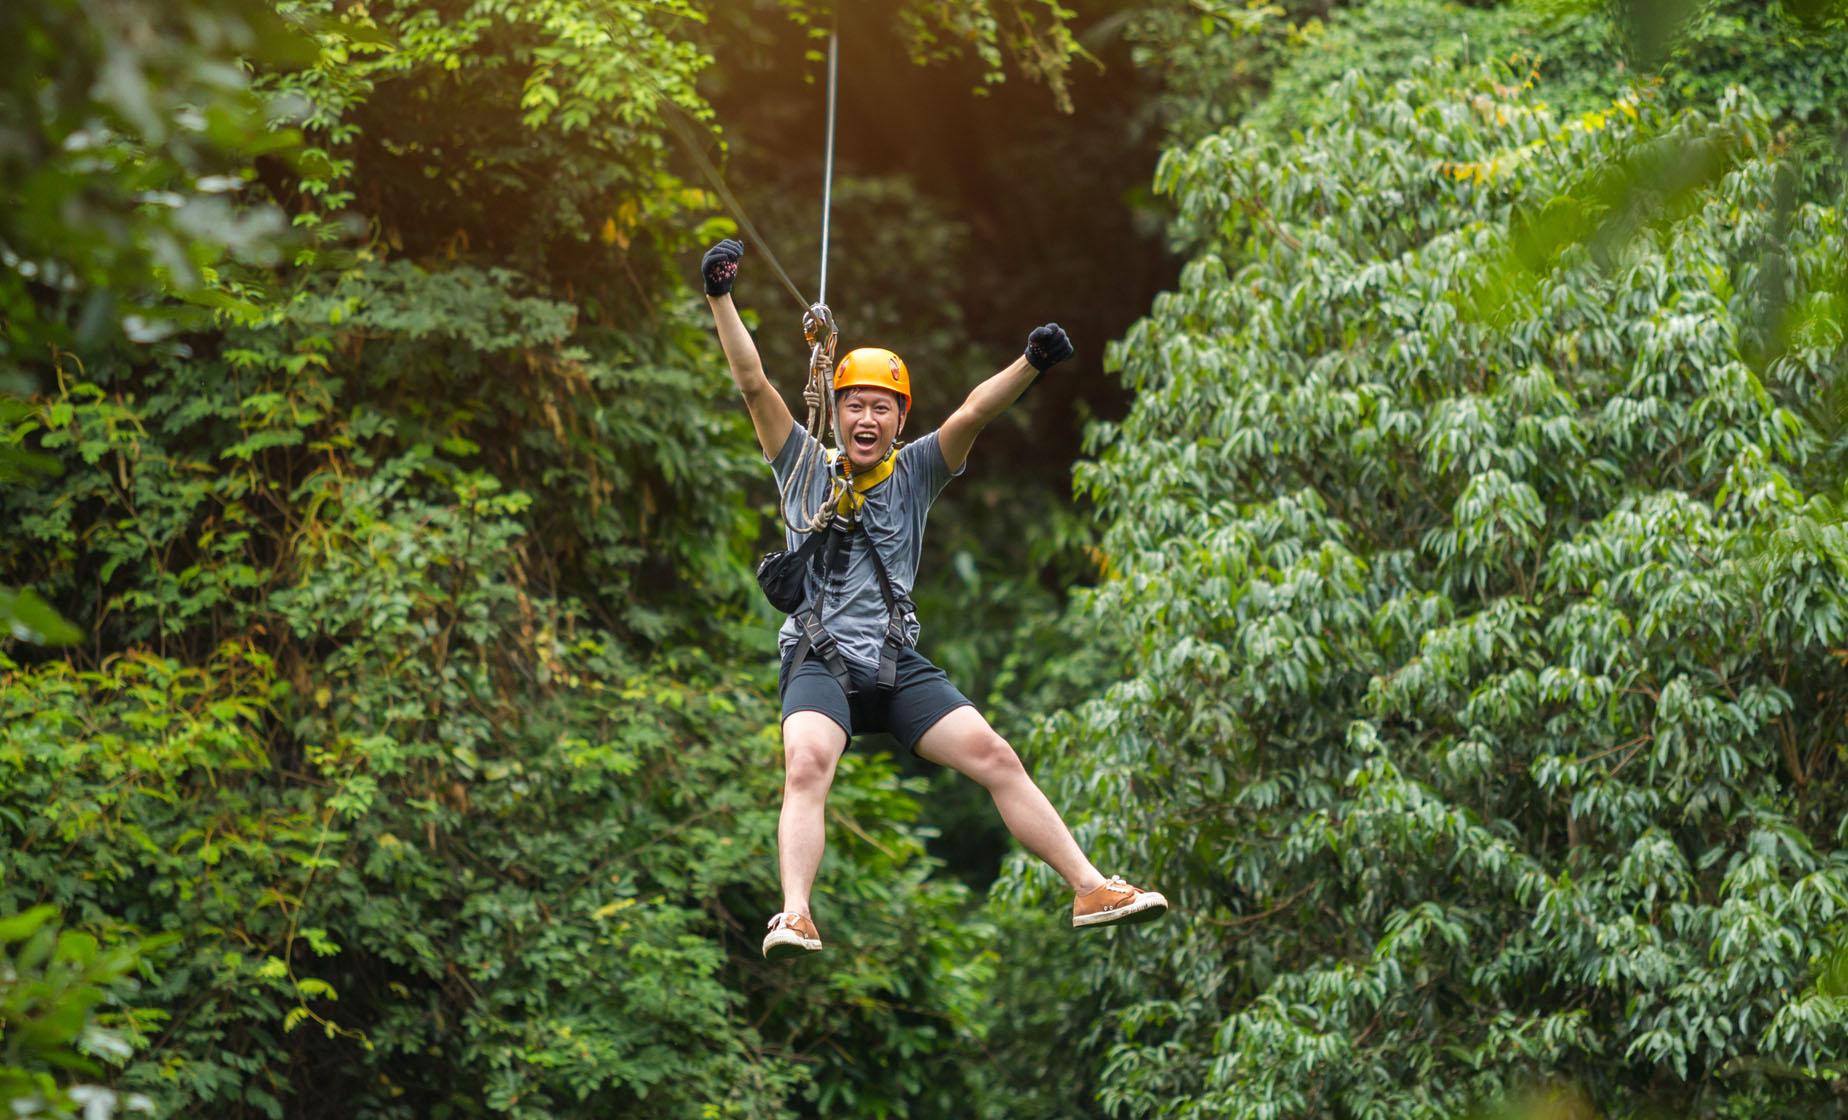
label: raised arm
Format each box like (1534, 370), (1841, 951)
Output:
(701, 239), (794, 460)
(937, 323), (1073, 473)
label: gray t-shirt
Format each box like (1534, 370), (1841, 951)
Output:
(769, 423), (962, 669)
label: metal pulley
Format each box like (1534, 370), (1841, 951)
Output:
(802, 301), (838, 429)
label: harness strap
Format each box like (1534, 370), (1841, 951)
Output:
(792, 613), (853, 697)
(790, 519), (855, 696)
(788, 515), (910, 698)
(784, 522), (832, 566)
(864, 537), (906, 692)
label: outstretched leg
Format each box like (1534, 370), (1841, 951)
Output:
(913, 706), (1104, 892)
(778, 710), (849, 917)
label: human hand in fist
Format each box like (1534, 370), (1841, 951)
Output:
(1025, 323), (1073, 372)
(701, 238), (744, 297)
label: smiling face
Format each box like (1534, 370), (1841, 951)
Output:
(837, 387), (906, 470)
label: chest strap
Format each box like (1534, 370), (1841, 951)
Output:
(788, 514), (908, 698)
(789, 518), (855, 698)
(864, 538), (904, 692)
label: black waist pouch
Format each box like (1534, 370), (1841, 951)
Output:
(756, 525), (840, 614)
(756, 548), (812, 613)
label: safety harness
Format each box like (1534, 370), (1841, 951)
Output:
(786, 450), (910, 702)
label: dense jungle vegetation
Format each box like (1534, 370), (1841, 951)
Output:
(3, 0), (1847, 1116)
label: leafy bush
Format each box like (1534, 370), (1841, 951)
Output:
(1007, 21), (1848, 1120)
(0, 905), (166, 1119)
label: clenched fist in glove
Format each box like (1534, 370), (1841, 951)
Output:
(701, 238), (744, 297)
(1024, 323), (1074, 372)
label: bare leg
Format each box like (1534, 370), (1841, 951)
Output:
(914, 706), (1104, 892)
(778, 711), (848, 917)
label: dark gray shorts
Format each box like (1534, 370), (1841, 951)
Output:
(778, 645), (974, 753)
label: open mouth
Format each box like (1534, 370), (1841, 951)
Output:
(852, 431), (879, 452)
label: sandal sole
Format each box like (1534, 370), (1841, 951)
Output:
(1072, 893), (1169, 929)
(762, 931), (823, 960)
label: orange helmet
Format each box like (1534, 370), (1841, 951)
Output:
(834, 347), (910, 411)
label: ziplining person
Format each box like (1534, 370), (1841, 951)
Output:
(699, 237), (1169, 960)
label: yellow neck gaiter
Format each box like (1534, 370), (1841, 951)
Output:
(830, 447), (896, 517)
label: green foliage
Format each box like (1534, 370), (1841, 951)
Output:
(1653, 0), (1848, 127)
(0, 587), (79, 645)
(1121, 0), (1331, 146)
(1247, 0), (1629, 142)
(263, 0), (721, 291)
(890, 0), (1085, 112)
(25, 0), (1845, 1115)
(1007, 21), (1848, 1120)
(0, 904), (167, 1119)
(0, 0), (314, 651)
(766, 0), (1085, 110)
(1208, 0), (1848, 154)
(0, 0), (310, 373)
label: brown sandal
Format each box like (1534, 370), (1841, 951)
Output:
(762, 911), (823, 959)
(1072, 876), (1168, 929)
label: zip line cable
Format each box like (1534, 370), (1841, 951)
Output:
(596, 8), (848, 531)
(817, 28), (838, 308)
(784, 21), (848, 533)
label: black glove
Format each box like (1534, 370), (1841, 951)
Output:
(1024, 322), (1073, 372)
(701, 238), (744, 296)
